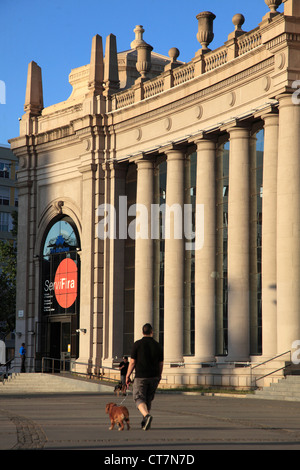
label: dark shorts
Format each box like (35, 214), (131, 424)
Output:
(121, 375), (126, 386)
(133, 377), (160, 411)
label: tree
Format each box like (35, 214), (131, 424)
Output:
(0, 211), (17, 336)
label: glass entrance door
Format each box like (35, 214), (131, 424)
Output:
(49, 320), (71, 370)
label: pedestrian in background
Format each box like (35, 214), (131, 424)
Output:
(119, 356), (129, 395)
(20, 343), (26, 373)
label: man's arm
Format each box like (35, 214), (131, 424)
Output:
(126, 358), (136, 385)
(158, 361), (163, 381)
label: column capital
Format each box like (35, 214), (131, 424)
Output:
(193, 136), (218, 150)
(225, 124), (250, 138)
(260, 111), (279, 126)
(160, 142), (186, 159)
(253, 103), (278, 120)
(190, 130), (219, 145)
(220, 118), (251, 135)
(276, 92), (295, 108)
(135, 158), (154, 170)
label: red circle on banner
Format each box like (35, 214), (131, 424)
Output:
(54, 258), (78, 308)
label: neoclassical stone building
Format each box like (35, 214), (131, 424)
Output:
(9, 0), (300, 388)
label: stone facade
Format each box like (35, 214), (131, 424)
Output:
(9, 0), (300, 388)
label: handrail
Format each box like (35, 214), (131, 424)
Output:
(0, 358), (15, 381)
(250, 350), (291, 370)
(41, 357), (121, 382)
(250, 350), (291, 389)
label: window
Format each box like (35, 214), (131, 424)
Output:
(0, 187), (10, 206)
(0, 212), (10, 231)
(41, 216), (81, 316)
(0, 162), (10, 179)
(43, 217), (80, 258)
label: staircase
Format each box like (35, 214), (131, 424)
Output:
(253, 375), (300, 401)
(0, 373), (114, 394)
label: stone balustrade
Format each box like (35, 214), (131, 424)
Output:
(112, 15), (274, 111)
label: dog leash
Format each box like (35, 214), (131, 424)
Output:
(118, 384), (130, 406)
(119, 394), (127, 406)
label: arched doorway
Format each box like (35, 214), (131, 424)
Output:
(39, 216), (80, 368)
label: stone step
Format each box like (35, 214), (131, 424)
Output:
(0, 373), (114, 394)
(252, 375), (300, 401)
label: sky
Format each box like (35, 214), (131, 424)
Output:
(0, 0), (284, 146)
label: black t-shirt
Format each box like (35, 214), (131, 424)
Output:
(119, 361), (129, 376)
(131, 336), (163, 378)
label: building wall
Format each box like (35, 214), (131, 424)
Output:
(0, 146), (18, 241)
(9, 1), (300, 387)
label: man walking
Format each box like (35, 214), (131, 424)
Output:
(126, 323), (163, 430)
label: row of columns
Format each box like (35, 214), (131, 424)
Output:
(135, 128), (255, 364)
(103, 93), (300, 366)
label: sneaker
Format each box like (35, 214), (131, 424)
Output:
(143, 414), (152, 431)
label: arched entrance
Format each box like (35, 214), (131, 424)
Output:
(40, 216), (80, 368)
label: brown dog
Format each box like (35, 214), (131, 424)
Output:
(105, 402), (130, 431)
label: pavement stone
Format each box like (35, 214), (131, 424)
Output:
(1, 391), (300, 455)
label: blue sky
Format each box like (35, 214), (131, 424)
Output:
(0, 0), (284, 145)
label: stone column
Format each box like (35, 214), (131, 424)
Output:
(164, 147), (185, 363)
(193, 137), (216, 363)
(277, 94), (300, 353)
(134, 159), (154, 340)
(227, 126), (250, 361)
(261, 112), (279, 359)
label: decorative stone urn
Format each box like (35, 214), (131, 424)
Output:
(131, 25), (153, 81)
(264, 0), (282, 13)
(131, 25), (145, 49)
(136, 42), (153, 80)
(196, 11), (216, 51)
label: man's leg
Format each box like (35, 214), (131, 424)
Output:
(133, 378), (153, 429)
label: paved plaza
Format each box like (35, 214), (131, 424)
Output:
(1, 391), (300, 452)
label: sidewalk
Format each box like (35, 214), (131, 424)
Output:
(1, 391), (300, 451)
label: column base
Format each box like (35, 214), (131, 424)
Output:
(185, 356), (216, 365)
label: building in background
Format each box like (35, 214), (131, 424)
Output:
(0, 146), (18, 242)
(0, 145), (18, 362)
(9, 0), (300, 388)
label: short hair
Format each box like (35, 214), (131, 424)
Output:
(142, 323), (153, 335)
